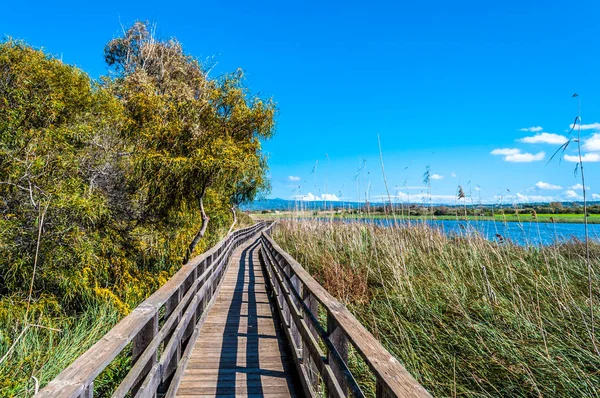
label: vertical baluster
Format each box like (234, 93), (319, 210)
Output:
(327, 314), (348, 397)
(163, 288), (182, 382)
(131, 313), (159, 395)
(290, 271), (301, 354)
(302, 288), (319, 391)
(376, 379), (394, 398)
(183, 269), (198, 343)
(278, 256), (290, 329)
(81, 383), (93, 398)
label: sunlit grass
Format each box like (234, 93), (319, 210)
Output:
(273, 219), (600, 397)
(0, 300), (122, 397)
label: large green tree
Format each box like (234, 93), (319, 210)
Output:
(0, 28), (275, 395)
(104, 22), (275, 262)
(0, 40), (127, 307)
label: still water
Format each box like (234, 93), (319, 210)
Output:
(311, 218), (600, 246)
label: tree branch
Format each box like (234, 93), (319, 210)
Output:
(183, 194), (210, 264)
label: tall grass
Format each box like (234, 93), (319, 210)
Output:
(273, 219), (600, 397)
(0, 210), (254, 397)
(0, 300), (122, 397)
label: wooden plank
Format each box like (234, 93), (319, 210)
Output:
(175, 238), (299, 398)
(176, 385), (293, 395)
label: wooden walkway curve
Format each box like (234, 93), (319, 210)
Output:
(175, 238), (301, 397)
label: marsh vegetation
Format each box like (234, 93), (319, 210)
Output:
(273, 219), (600, 397)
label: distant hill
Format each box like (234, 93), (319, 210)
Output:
(241, 198), (373, 211)
(241, 198), (600, 212)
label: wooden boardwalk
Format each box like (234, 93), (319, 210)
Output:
(38, 223), (430, 398)
(176, 238), (302, 398)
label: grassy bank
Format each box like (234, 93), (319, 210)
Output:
(0, 301), (123, 396)
(273, 219), (600, 397)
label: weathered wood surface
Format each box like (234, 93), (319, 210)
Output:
(176, 238), (301, 398)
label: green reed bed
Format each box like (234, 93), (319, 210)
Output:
(0, 300), (123, 397)
(273, 219), (600, 397)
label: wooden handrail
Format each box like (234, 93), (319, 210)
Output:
(36, 222), (268, 398)
(259, 226), (431, 398)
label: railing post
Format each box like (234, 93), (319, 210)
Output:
(327, 313), (348, 397)
(81, 383), (93, 398)
(131, 312), (159, 395)
(199, 258), (206, 276)
(183, 268), (198, 343)
(289, 272), (301, 354)
(376, 379), (394, 398)
(163, 288), (182, 383)
(302, 288), (319, 391)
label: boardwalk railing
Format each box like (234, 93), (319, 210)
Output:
(36, 222), (268, 398)
(259, 225), (431, 398)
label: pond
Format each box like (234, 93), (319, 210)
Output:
(303, 217), (600, 246)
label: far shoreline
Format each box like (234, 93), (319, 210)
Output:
(250, 211), (600, 224)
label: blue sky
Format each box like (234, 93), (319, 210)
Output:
(4, 0), (600, 204)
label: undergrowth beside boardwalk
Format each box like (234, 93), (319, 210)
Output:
(273, 219), (600, 397)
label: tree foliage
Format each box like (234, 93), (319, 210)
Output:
(104, 22), (275, 260)
(0, 23), (274, 394)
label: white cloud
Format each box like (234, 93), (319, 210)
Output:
(288, 175), (301, 181)
(519, 126), (543, 132)
(583, 133), (600, 152)
(293, 192), (317, 201)
(496, 193), (557, 203)
(491, 148), (545, 162)
(535, 181), (562, 190)
(516, 193), (528, 202)
(520, 132), (568, 145)
(320, 193), (340, 201)
(570, 184), (591, 190)
(565, 190), (582, 199)
(593, 194), (600, 200)
(293, 192), (340, 201)
(393, 185), (428, 191)
(431, 174), (444, 180)
(451, 172), (457, 178)
(388, 191), (465, 204)
(491, 148), (521, 156)
(566, 190), (582, 199)
(569, 122), (600, 131)
(507, 152), (545, 162)
(564, 153), (600, 162)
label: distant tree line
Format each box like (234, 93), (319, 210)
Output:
(336, 201), (600, 216)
